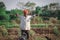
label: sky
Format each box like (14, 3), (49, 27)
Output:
(0, 0), (60, 10)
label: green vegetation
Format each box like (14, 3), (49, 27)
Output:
(0, 26), (8, 37)
(31, 24), (49, 28)
(0, 2), (60, 40)
(53, 26), (60, 36)
(0, 21), (19, 28)
(34, 36), (47, 40)
(29, 30), (36, 36)
(29, 30), (47, 40)
(0, 2), (60, 31)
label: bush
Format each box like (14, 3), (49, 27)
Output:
(53, 26), (60, 36)
(9, 14), (17, 20)
(29, 30), (36, 36)
(0, 26), (8, 37)
(0, 12), (10, 21)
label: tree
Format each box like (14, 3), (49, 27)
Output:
(34, 6), (42, 24)
(17, 2), (25, 9)
(35, 6), (42, 16)
(57, 10), (60, 20)
(0, 2), (9, 21)
(17, 1), (36, 11)
(11, 9), (23, 15)
(40, 9), (52, 21)
(10, 9), (23, 20)
(25, 2), (36, 11)
(49, 3), (58, 7)
(0, 2), (6, 9)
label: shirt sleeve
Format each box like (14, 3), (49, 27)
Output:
(29, 15), (35, 19)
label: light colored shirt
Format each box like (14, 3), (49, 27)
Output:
(20, 15), (32, 30)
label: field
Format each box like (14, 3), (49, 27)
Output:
(0, 17), (60, 40)
(0, 20), (60, 40)
(0, 1), (60, 40)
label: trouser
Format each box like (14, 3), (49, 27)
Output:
(21, 30), (29, 39)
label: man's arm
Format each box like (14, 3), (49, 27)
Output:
(29, 14), (36, 19)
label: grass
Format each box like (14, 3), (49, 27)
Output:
(29, 30), (36, 36)
(34, 36), (47, 40)
(31, 24), (49, 28)
(0, 21), (19, 28)
(53, 26), (60, 36)
(0, 26), (8, 37)
(29, 30), (47, 40)
(0, 20), (49, 28)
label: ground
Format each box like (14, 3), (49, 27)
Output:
(0, 27), (60, 40)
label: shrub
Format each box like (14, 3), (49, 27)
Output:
(29, 30), (36, 36)
(53, 26), (60, 36)
(0, 12), (10, 21)
(9, 14), (17, 20)
(0, 26), (8, 37)
(18, 28), (21, 37)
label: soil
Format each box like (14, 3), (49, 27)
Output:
(32, 28), (60, 40)
(0, 28), (60, 40)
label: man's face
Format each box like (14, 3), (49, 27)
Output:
(23, 9), (29, 17)
(24, 12), (29, 17)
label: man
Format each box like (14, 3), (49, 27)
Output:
(19, 9), (35, 40)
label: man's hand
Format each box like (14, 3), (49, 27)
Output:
(33, 14), (36, 17)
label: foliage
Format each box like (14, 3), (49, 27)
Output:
(40, 10), (51, 17)
(42, 17), (49, 20)
(34, 36), (47, 40)
(35, 6), (42, 15)
(5, 22), (19, 28)
(0, 26), (8, 37)
(0, 2), (6, 9)
(0, 2), (10, 21)
(0, 21), (19, 28)
(57, 10), (60, 20)
(10, 9), (23, 15)
(29, 30), (47, 40)
(29, 30), (35, 36)
(25, 1), (36, 7)
(0, 13), (10, 21)
(40, 10), (57, 20)
(53, 26), (60, 36)
(31, 24), (49, 28)
(6, 11), (11, 14)
(10, 9), (23, 20)
(18, 1), (36, 11)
